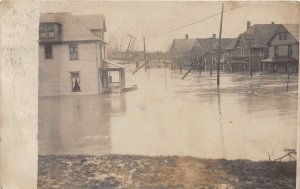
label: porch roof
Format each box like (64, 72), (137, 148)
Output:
(260, 56), (298, 64)
(226, 57), (249, 64)
(100, 60), (126, 71)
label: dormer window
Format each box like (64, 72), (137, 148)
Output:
(39, 23), (62, 40)
(47, 24), (55, 38)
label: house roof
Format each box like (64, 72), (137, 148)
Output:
(171, 39), (198, 53)
(75, 15), (106, 32)
(238, 24), (281, 48)
(196, 38), (218, 53)
(227, 57), (249, 64)
(261, 56), (298, 63)
(283, 24), (299, 41)
(40, 12), (105, 42)
(197, 38), (236, 52)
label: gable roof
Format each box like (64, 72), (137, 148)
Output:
(75, 15), (106, 32)
(171, 39), (198, 53)
(237, 24), (281, 48)
(40, 12), (104, 42)
(196, 38), (236, 53)
(283, 24), (299, 41)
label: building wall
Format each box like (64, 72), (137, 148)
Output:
(266, 31), (299, 73)
(269, 30), (299, 59)
(229, 46), (266, 71)
(268, 44), (299, 60)
(39, 41), (103, 97)
(203, 52), (226, 70)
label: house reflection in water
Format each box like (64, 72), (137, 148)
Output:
(38, 94), (127, 155)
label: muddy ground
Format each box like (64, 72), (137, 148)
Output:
(38, 155), (295, 189)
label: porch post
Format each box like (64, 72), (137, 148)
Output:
(121, 69), (125, 89)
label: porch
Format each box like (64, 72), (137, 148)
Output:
(224, 57), (249, 72)
(100, 60), (126, 93)
(260, 56), (298, 73)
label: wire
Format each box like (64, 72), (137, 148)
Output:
(146, 4), (248, 40)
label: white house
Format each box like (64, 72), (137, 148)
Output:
(39, 12), (125, 97)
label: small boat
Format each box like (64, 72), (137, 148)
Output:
(122, 85), (138, 92)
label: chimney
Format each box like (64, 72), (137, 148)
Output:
(185, 34), (188, 39)
(212, 34), (216, 39)
(271, 22), (275, 24)
(247, 21), (251, 30)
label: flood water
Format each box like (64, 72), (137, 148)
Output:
(39, 65), (298, 161)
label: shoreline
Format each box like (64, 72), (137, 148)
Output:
(38, 154), (296, 189)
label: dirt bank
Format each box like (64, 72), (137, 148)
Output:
(38, 155), (295, 189)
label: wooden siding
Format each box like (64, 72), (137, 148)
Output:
(269, 31), (299, 60)
(39, 41), (103, 97)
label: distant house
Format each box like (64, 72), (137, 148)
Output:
(226, 22), (281, 72)
(39, 12), (125, 97)
(170, 34), (236, 72)
(170, 35), (201, 72)
(197, 34), (235, 72)
(260, 24), (299, 73)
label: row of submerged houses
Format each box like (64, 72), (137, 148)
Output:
(170, 22), (299, 73)
(39, 12), (126, 97)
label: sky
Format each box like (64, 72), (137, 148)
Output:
(40, 1), (300, 51)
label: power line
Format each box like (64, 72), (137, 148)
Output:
(145, 4), (247, 40)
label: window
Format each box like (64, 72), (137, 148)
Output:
(284, 33), (287, 40)
(69, 44), (78, 60)
(274, 46), (278, 57)
(260, 50), (264, 58)
(44, 44), (52, 59)
(288, 45), (293, 56)
(71, 72), (80, 92)
(241, 47), (245, 58)
(279, 32), (288, 40)
(47, 24), (55, 38)
(39, 23), (56, 39)
(40, 24), (47, 38)
(212, 58), (216, 65)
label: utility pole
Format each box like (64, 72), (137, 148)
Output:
(123, 34), (136, 65)
(217, 3), (224, 86)
(143, 36), (147, 71)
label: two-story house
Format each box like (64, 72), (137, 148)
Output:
(197, 34), (235, 72)
(39, 12), (125, 97)
(260, 24), (299, 73)
(226, 22), (280, 72)
(170, 35), (201, 72)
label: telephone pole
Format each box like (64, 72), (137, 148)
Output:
(143, 36), (147, 71)
(217, 4), (224, 86)
(123, 34), (136, 65)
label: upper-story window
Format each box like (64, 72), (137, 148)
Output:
(44, 44), (52, 59)
(39, 23), (62, 40)
(69, 44), (78, 60)
(288, 45), (293, 56)
(274, 46), (278, 57)
(279, 32), (288, 40)
(241, 47), (245, 58)
(260, 50), (264, 58)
